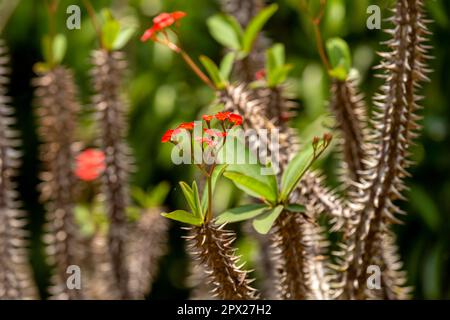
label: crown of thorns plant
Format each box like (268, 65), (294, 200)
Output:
(0, 0), (432, 300)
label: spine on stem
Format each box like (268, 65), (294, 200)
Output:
(185, 222), (259, 300)
(34, 65), (83, 299)
(218, 84), (332, 299)
(338, 0), (431, 299)
(91, 49), (133, 299)
(0, 41), (37, 300)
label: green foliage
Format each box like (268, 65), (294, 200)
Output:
(252, 205), (283, 235)
(101, 9), (135, 51)
(221, 136), (328, 234)
(280, 145), (315, 202)
(207, 4), (278, 59)
(216, 204), (269, 224)
(219, 52), (236, 81)
(266, 43), (293, 87)
(3, 0), (449, 299)
(207, 14), (242, 51)
(162, 181), (204, 226)
(161, 209), (203, 226)
(131, 181), (170, 208)
(199, 55), (227, 89)
(241, 4), (278, 54)
(223, 171), (277, 204)
(40, 33), (67, 69)
(326, 37), (352, 80)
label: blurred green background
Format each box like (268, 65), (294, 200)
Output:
(1, 0), (449, 299)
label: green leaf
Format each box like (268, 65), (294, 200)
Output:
(221, 135), (278, 199)
(252, 205), (283, 234)
(179, 181), (197, 215)
(202, 165), (228, 212)
(74, 205), (95, 237)
(131, 182), (170, 208)
(224, 171), (277, 204)
(268, 64), (292, 87)
(280, 144), (316, 202)
(242, 4), (278, 54)
(199, 55), (226, 89)
(192, 181), (203, 219)
(285, 204), (305, 213)
(52, 34), (67, 65)
(267, 43), (285, 72)
(102, 19), (120, 51)
(207, 14), (242, 51)
(147, 181), (170, 207)
(219, 52), (236, 81)
(113, 27), (136, 50)
(326, 37), (352, 80)
(161, 210), (203, 226)
(216, 204), (270, 224)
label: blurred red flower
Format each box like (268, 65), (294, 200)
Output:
(75, 149), (106, 181)
(161, 129), (180, 143)
(141, 11), (187, 42)
(228, 113), (243, 126)
(255, 69), (266, 80)
(215, 111), (231, 121)
(202, 114), (213, 122)
(178, 122), (195, 130)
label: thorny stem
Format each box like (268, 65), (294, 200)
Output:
(82, 0), (103, 49)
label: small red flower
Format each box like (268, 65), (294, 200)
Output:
(162, 129), (175, 143)
(204, 129), (227, 137)
(75, 149), (106, 181)
(141, 11), (187, 42)
(215, 111), (231, 121)
(140, 25), (161, 42)
(255, 69), (266, 80)
(195, 137), (214, 146)
(228, 113), (243, 126)
(202, 114), (214, 122)
(153, 13), (174, 28)
(178, 122), (195, 130)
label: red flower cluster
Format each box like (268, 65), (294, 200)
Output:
(141, 11), (187, 42)
(75, 149), (106, 181)
(212, 111), (243, 125)
(161, 112), (243, 144)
